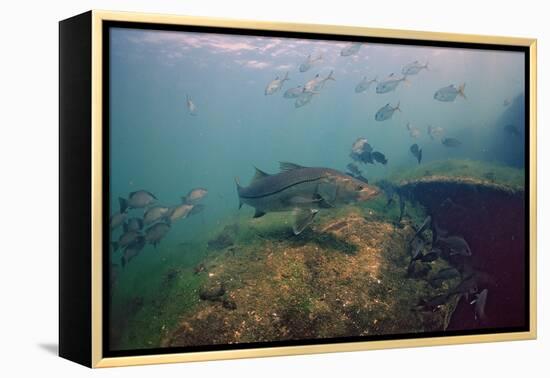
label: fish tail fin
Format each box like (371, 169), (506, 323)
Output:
(395, 101), (401, 112)
(283, 71), (290, 81)
(118, 197), (128, 213)
(373, 75), (378, 83)
(458, 83), (467, 99)
(424, 60), (430, 70)
(235, 177), (243, 209)
(327, 70), (335, 81)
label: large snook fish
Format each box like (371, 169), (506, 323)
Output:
(236, 162), (379, 235)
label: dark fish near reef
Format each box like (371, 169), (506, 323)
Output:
(184, 188), (208, 204)
(504, 123), (521, 137)
(471, 288), (488, 321)
(434, 83), (466, 102)
(421, 249), (440, 262)
(410, 236), (424, 260)
(441, 137), (462, 147)
(376, 179), (396, 206)
(346, 163), (369, 184)
(236, 162), (379, 235)
(410, 143), (422, 164)
(375, 102), (401, 121)
(437, 235), (472, 256)
(124, 217), (143, 232)
(145, 222), (170, 247)
(346, 162), (362, 176)
(415, 294), (448, 312)
(355, 76), (377, 93)
(371, 151), (388, 165)
(448, 274), (479, 298)
(350, 137), (374, 164)
(121, 236), (146, 267)
(119, 190), (157, 212)
(265, 72), (289, 95)
(143, 206), (170, 226)
(433, 267), (460, 281)
(411, 215), (431, 242)
(112, 230), (142, 252)
(110, 211), (127, 230)
(398, 194), (406, 221)
(340, 42), (362, 56)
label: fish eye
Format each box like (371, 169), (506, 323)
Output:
(356, 185), (364, 191)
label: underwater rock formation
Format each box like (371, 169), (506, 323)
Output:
(164, 210), (459, 347)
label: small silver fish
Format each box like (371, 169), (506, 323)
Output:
(265, 72), (290, 95)
(401, 60), (429, 75)
(143, 206), (170, 225)
(355, 76), (377, 93)
(167, 203), (194, 222)
(340, 42), (363, 56)
(283, 85), (305, 99)
(304, 70), (335, 92)
(299, 53), (322, 72)
(184, 188), (208, 204)
(375, 102), (401, 121)
(427, 125), (444, 140)
(376, 73), (408, 94)
(110, 211), (127, 230)
(470, 288), (488, 321)
(186, 94), (197, 116)
(406, 122), (420, 138)
(294, 91), (317, 108)
(434, 83), (466, 102)
(119, 190), (157, 212)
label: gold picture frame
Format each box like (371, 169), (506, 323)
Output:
(59, 10), (537, 368)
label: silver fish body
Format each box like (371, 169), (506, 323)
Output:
(434, 83), (466, 102)
(375, 102), (400, 121)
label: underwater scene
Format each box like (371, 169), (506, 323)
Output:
(108, 27), (527, 351)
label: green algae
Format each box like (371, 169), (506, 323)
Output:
(386, 159), (525, 190)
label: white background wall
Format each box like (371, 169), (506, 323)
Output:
(0, 0), (547, 376)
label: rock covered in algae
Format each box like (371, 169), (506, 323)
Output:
(163, 209), (459, 347)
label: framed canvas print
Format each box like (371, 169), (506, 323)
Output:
(59, 10), (537, 368)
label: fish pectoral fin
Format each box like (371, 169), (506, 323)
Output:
(292, 208), (319, 235)
(253, 209), (266, 218)
(313, 193), (333, 208)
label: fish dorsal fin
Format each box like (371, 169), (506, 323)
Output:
(279, 162), (305, 172)
(252, 167), (271, 182)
